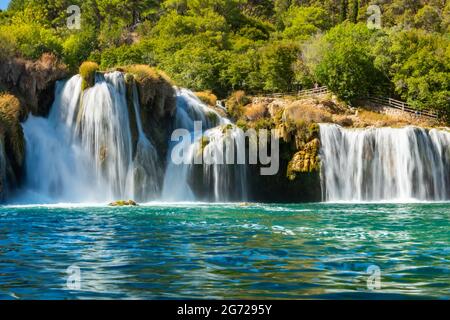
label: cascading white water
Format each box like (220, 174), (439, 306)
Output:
(162, 89), (248, 202)
(125, 82), (161, 200)
(319, 124), (450, 202)
(18, 73), (247, 204)
(19, 72), (160, 203)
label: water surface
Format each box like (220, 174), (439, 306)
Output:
(0, 203), (448, 299)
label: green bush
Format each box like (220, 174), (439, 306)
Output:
(100, 45), (145, 69)
(282, 6), (331, 40)
(0, 21), (62, 60)
(63, 28), (97, 71)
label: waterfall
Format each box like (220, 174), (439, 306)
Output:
(18, 72), (161, 203)
(319, 124), (450, 202)
(162, 89), (248, 202)
(17, 72), (247, 204)
(126, 82), (161, 200)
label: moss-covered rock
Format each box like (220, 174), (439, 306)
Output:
(0, 94), (26, 198)
(109, 200), (139, 207)
(125, 65), (175, 117)
(0, 94), (25, 172)
(125, 65), (176, 162)
(79, 61), (99, 91)
(206, 111), (219, 126)
(287, 138), (321, 180)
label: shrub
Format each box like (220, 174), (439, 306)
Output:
(62, 28), (97, 71)
(195, 91), (217, 106)
(0, 30), (17, 59)
(244, 103), (267, 121)
(284, 101), (333, 124)
(100, 45), (145, 69)
(0, 22), (63, 60)
(226, 90), (251, 120)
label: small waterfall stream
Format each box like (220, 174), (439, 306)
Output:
(125, 82), (161, 200)
(319, 124), (450, 202)
(161, 89), (248, 202)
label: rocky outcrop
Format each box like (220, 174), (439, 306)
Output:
(287, 138), (320, 180)
(0, 53), (68, 117)
(79, 61), (99, 91)
(125, 65), (176, 161)
(227, 92), (325, 202)
(0, 94), (25, 199)
(109, 200), (139, 207)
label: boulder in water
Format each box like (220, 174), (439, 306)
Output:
(109, 200), (139, 207)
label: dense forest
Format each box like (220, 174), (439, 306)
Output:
(0, 0), (449, 116)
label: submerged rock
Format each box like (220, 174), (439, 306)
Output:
(109, 200), (139, 207)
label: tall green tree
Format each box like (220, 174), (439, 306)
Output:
(313, 23), (388, 101)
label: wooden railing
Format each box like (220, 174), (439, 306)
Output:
(297, 86), (330, 98)
(254, 86), (330, 99)
(247, 86), (440, 120)
(367, 96), (438, 119)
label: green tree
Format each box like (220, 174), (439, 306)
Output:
(282, 6), (331, 40)
(414, 5), (442, 32)
(313, 23), (388, 101)
(375, 29), (450, 114)
(260, 42), (299, 92)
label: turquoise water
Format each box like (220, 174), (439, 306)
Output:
(0, 203), (448, 300)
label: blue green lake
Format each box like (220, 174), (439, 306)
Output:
(0, 203), (449, 299)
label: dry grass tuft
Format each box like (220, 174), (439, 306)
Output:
(226, 91), (251, 120)
(195, 91), (217, 106)
(245, 103), (267, 121)
(125, 65), (175, 116)
(283, 101), (333, 124)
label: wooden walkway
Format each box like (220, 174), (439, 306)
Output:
(227, 86), (439, 120)
(255, 86), (330, 99)
(366, 96), (438, 119)
(262, 86), (438, 120)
